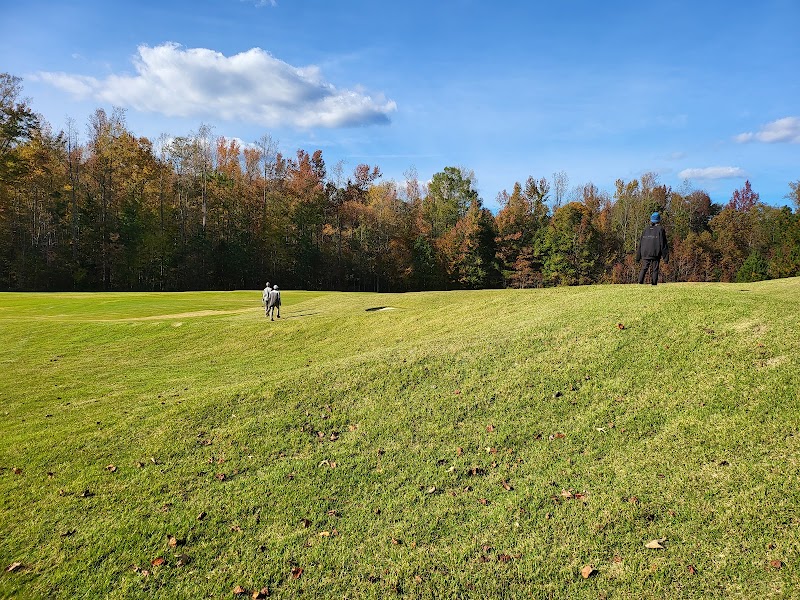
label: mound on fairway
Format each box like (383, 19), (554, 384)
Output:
(1, 280), (799, 599)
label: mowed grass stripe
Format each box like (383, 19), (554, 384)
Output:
(1, 280), (799, 598)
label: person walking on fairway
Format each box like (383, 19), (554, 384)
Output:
(262, 282), (272, 316)
(636, 212), (669, 285)
(266, 285), (281, 321)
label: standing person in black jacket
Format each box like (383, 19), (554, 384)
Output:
(636, 212), (669, 285)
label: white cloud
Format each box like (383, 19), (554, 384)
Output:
(33, 43), (396, 129)
(678, 166), (747, 180)
(735, 116), (800, 144)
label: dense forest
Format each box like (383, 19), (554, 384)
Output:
(2, 73), (799, 292)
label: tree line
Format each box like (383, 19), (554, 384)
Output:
(2, 73), (799, 292)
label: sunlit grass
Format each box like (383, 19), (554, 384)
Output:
(1, 280), (799, 598)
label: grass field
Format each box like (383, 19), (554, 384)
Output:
(1, 280), (799, 599)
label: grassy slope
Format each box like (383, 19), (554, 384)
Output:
(0, 280), (798, 599)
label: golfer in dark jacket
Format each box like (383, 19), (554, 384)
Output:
(636, 212), (669, 285)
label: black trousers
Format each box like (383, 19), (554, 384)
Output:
(638, 258), (661, 285)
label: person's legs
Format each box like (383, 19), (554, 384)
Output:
(651, 259), (661, 285)
(638, 260), (651, 284)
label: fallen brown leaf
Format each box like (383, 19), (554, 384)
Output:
(645, 539), (666, 549)
(501, 480), (513, 491)
(215, 473), (226, 481)
(167, 535), (178, 548)
(580, 565), (595, 579)
(176, 553), (189, 566)
(252, 588), (269, 599)
(291, 566), (304, 579)
(497, 554), (512, 562)
(486, 424), (495, 432)
(197, 511), (207, 521)
(12, 467), (22, 475)
(151, 557), (165, 566)
(617, 323), (625, 330)
(478, 498), (489, 505)
(233, 585), (247, 595)
(687, 564), (696, 575)
(770, 559), (783, 569)
(6, 562), (23, 573)
(456, 447), (463, 456)
(427, 486), (436, 494)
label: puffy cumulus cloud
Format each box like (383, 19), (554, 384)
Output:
(34, 43), (396, 129)
(678, 166), (747, 180)
(735, 117), (800, 144)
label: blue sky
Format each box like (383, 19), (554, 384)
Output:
(3, 0), (798, 210)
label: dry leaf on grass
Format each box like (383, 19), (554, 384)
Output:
(6, 562), (23, 573)
(291, 566), (303, 579)
(151, 557), (165, 566)
(580, 565), (596, 579)
(645, 539), (666, 549)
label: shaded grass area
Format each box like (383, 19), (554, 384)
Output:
(1, 281), (799, 598)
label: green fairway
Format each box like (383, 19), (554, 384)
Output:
(1, 281), (799, 599)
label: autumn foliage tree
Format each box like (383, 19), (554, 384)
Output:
(1, 73), (799, 292)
